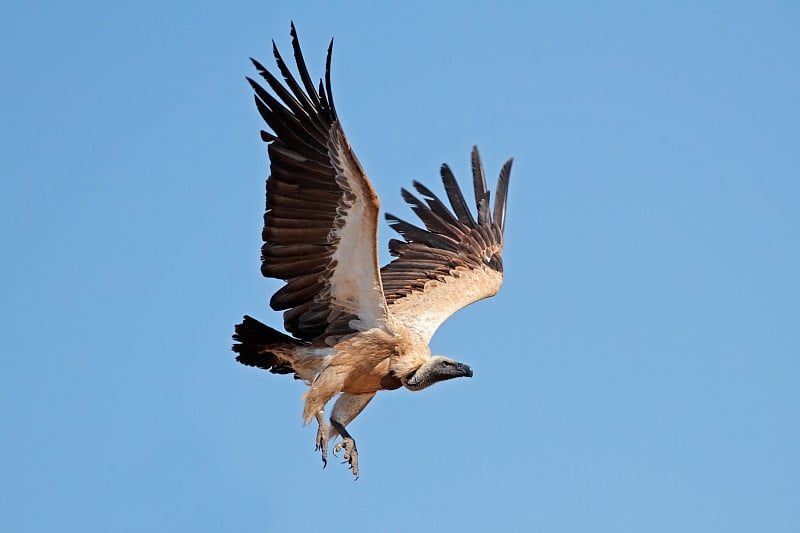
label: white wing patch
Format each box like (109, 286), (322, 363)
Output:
(327, 125), (388, 332)
(388, 265), (503, 343)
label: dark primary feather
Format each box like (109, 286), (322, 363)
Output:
(381, 146), (512, 304)
(471, 146), (491, 226)
(248, 25), (362, 343)
(440, 164), (477, 227)
(411, 181), (461, 228)
(399, 188), (462, 242)
(324, 39), (337, 118)
(289, 22), (325, 111)
(493, 158), (513, 233)
(385, 214), (460, 251)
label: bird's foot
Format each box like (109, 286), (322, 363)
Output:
(333, 437), (359, 478)
(315, 412), (329, 468)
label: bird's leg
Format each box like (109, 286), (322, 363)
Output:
(331, 420), (359, 478)
(315, 410), (329, 468)
(328, 392), (374, 479)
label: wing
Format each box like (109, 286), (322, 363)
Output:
(249, 23), (388, 344)
(381, 147), (512, 343)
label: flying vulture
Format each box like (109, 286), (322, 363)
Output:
(232, 24), (512, 478)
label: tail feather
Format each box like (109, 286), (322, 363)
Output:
(232, 315), (307, 376)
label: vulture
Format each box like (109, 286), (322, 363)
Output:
(232, 23), (513, 478)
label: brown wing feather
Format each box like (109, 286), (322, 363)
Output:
(381, 147), (512, 342)
(251, 24), (388, 344)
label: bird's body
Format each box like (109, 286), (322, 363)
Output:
(233, 24), (512, 477)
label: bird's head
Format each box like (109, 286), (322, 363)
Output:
(402, 356), (473, 391)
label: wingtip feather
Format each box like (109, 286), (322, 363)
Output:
(440, 163), (477, 227)
(472, 147), (492, 226)
(325, 37), (336, 119)
(493, 157), (513, 233)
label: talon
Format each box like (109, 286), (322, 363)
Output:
(331, 437), (359, 477)
(329, 421), (360, 478)
(316, 439), (328, 466)
(315, 411), (329, 468)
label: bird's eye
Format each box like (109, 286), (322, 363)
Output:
(442, 360), (453, 367)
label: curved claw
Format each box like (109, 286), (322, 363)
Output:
(332, 437), (359, 478)
(315, 413), (329, 468)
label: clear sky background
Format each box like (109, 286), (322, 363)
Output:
(2, 1), (798, 532)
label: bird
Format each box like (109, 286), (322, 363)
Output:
(232, 23), (512, 478)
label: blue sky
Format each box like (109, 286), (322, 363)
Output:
(2, 1), (798, 531)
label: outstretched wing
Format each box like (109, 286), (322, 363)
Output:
(381, 147), (512, 343)
(249, 23), (388, 345)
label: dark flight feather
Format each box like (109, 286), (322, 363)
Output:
(381, 147), (510, 305)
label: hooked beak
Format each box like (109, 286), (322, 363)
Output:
(459, 363), (473, 378)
